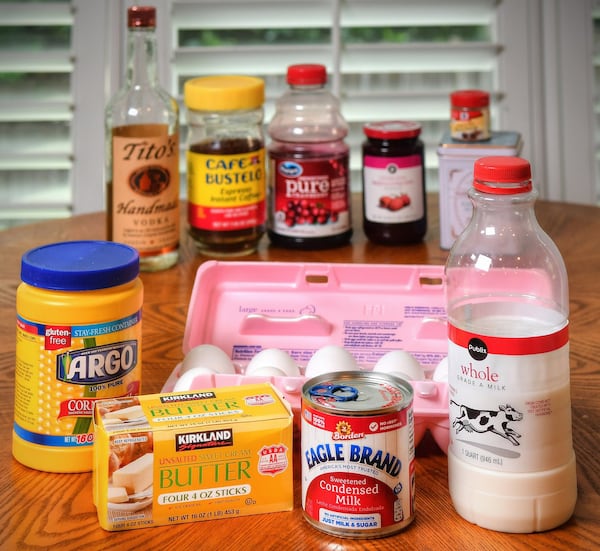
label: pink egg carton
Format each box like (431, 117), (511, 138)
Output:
(162, 261), (450, 452)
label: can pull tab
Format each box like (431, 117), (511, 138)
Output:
(309, 384), (359, 402)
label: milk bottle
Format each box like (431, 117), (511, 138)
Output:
(445, 156), (577, 532)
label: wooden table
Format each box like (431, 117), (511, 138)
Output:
(0, 195), (598, 550)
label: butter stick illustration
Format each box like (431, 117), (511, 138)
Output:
(104, 405), (144, 421)
(112, 453), (153, 494)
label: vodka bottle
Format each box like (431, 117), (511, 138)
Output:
(105, 5), (180, 271)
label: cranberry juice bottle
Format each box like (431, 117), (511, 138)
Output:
(268, 64), (352, 249)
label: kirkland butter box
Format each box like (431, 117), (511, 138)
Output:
(93, 383), (293, 531)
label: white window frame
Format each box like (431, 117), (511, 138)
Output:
(496, 0), (596, 204)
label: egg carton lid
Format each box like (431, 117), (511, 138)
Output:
(161, 261), (450, 451)
(180, 261), (446, 362)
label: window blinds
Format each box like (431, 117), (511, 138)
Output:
(0, 1), (74, 229)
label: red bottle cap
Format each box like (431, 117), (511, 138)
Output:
(128, 6), (156, 28)
(450, 89), (489, 108)
(287, 64), (327, 85)
(363, 121), (421, 140)
(473, 156), (532, 194)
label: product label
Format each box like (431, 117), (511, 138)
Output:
(448, 320), (573, 473)
(187, 149), (266, 231)
(449, 109), (490, 141)
(93, 384), (292, 531)
(363, 154), (424, 224)
(14, 312), (142, 448)
(111, 124), (179, 256)
(301, 405), (415, 533)
(270, 154), (351, 238)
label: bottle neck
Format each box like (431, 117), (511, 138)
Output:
(289, 83), (326, 92)
(126, 26), (158, 88)
(469, 187), (538, 223)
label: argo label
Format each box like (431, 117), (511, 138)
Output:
(14, 313), (142, 449)
(271, 154), (351, 238)
(301, 373), (415, 538)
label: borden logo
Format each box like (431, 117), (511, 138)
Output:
(175, 429), (233, 451)
(332, 420), (365, 441)
(468, 337), (488, 361)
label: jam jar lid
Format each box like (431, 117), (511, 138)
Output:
(363, 121), (422, 140)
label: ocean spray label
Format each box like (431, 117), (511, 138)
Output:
(270, 153), (351, 238)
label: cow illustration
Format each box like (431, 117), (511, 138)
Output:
(451, 401), (523, 446)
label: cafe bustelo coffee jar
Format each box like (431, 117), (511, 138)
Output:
(184, 75), (266, 256)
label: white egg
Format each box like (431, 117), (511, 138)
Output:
(373, 350), (425, 381)
(173, 367), (216, 392)
(246, 348), (300, 376)
(245, 365), (288, 377)
(180, 344), (236, 375)
(305, 345), (359, 378)
(432, 356), (448, 383)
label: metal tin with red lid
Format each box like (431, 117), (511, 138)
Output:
(450, 89), (490, 141)
(301, 371), (415, 538)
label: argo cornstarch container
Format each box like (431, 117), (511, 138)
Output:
(13, 240), (143, 473)
(301, 371), (415, 538)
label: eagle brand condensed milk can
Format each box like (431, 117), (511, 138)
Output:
(301, 372), (415, 538)
(13, 240), (143, 473)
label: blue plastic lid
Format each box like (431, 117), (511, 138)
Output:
(21, 240), (140, 291)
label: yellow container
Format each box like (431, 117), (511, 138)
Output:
(13, 240), (143, 473)
(93, 383), (293, 531)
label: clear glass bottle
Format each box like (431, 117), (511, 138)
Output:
(184, 75), (265, 257)
(267, 64), (352, 249)
(105, 5), (180, 272)
(445, 156), (577, 533)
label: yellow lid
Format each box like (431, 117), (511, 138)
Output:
(184, 75), (265, 111)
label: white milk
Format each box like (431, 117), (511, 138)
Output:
(447, 304), (577, 533)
